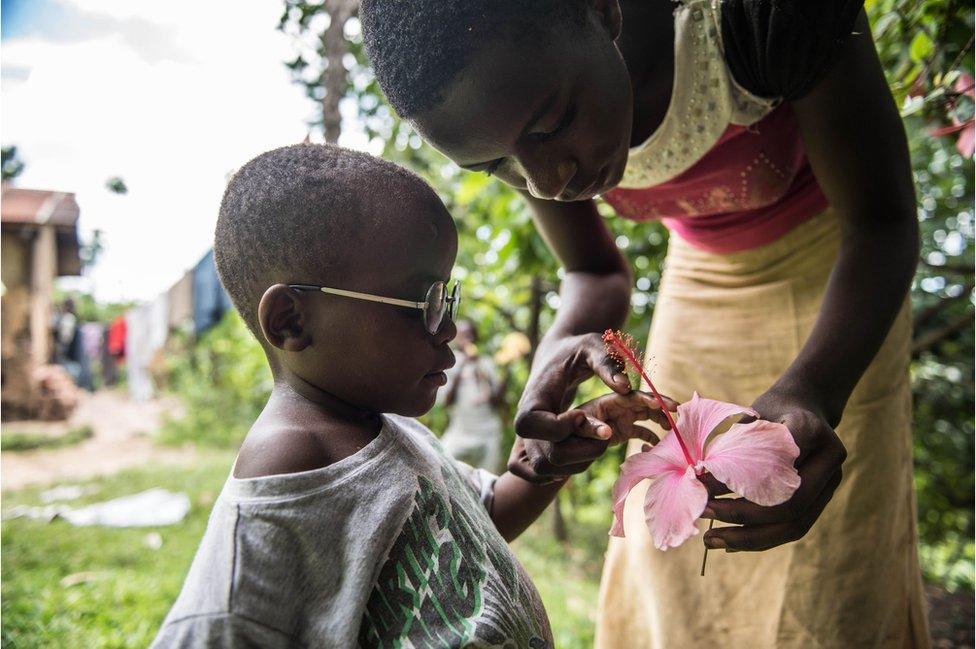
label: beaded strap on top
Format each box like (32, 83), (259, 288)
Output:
(617, 0), (776, 190)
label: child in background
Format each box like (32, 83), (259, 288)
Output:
(151, 143), (671, 648)
(441, 320), (508, 472)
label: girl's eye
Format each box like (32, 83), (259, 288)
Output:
(530, 103), (577, 142)
(483, 159), (503, 177)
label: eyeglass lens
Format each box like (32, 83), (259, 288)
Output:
(424, 282), (446, 334)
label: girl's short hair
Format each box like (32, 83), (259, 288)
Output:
(361, 0), (587, 118)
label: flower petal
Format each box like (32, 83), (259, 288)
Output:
(701, 420), (801, 506)
(957, 123), (975, 158)
(610, 446), (676, 537)
(642, 464), (709, 550)
(676, 392), (758, 462)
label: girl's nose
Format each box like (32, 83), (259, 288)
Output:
(518, 150), (578, 201)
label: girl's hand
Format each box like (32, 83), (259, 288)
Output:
(574, 390), (678, 446)
(701, 389), (847, 551)
(509, 332), (632, 483)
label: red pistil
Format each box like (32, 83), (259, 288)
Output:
(603, 329), (694, 467)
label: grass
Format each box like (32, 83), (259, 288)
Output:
(512, 506), (610, 648)
(0, 454), (605, 648)
(1, 425), (94, 452)
(1, 453), (235, 649)
(7, 453), (968, 648)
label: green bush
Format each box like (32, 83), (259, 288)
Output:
(159, 311), (272, 448)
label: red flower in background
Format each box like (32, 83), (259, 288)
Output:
(931, 73), (975, 158)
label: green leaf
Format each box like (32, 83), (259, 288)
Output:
(910, 31), (935, 62)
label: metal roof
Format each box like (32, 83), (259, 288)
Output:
(2, 187), (80, 227)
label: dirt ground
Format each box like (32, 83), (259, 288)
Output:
(928, 585), (976, 649)
(1, 390), (197, 491)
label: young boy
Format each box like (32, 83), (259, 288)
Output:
(151, 144), (667, 648)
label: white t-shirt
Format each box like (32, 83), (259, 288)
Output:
(151, 415), (552, 648)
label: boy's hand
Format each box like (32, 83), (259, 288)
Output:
(506, 391), (678, 484)
(574, 390), (678, 446)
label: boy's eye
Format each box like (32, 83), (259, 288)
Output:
(529, 102), (577, 142)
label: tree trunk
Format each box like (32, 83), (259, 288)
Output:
(527, 275), (543, 364)
(320, 0), (356, 143)
(553, 490), (568, 542)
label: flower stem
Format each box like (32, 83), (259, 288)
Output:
(604, 332), (694, 466)
(700, 519), (715, 577)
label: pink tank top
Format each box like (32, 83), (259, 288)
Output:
(603, 103), (828, 254)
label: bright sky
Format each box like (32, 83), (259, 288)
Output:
(2, 0), (366, 303)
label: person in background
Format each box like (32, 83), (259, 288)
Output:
(441, 320), (509, 471)
(52, 298), (92, 390)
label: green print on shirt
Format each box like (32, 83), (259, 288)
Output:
(357, 467), (547, 648)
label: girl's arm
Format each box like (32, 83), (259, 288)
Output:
(704, 11), (919, 552)
(509, 196), (636, 482)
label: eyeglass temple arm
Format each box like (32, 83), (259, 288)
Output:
(291, 285), (425, 310)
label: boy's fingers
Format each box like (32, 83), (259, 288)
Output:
(634, 390), (679, 412)
(515, 409), (579, 442)
(509, 438), (597, 482)
(572, 412), (613, 440)
(633, 391), (677, 430)
(629, 423), (659, 444)
(546, 436), (609, 466)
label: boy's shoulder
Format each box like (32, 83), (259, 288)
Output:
(233, 415), (395, 479)
(232, 427), (330, 479)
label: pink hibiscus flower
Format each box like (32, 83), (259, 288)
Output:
(931, 73), (975, 158)
(610, 393), (801, 550)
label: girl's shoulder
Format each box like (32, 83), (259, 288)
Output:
(714, 0), (864, 101)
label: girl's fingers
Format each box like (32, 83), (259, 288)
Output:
(585, 338), (632, 394)
(708, 453), (842, 527)
(703, 469), (841, 551)
(698, 473), (732, 497)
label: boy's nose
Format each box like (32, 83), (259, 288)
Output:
(434, 317), (457, 344)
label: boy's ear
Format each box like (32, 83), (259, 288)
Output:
(588, 0), (622, 41)
(258, 284), (312, 352)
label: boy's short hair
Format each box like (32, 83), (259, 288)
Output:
(360, 0), (587, 118)
(214, 143), (429, 337)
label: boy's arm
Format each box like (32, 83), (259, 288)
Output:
(488, 389), (675, 542)
(489, 438), (570, 542)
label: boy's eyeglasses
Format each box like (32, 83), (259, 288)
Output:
(289, 281), (461, 335)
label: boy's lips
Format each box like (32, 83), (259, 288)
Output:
(423, 351), (456, 384)
(422, 371), (449, 387)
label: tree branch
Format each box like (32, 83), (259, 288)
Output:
(912, 310), (975, 357)
(913, 280), (975, 329)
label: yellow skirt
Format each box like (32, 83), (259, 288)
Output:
(596, 212), (930, 649)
